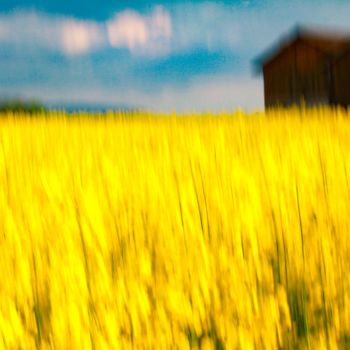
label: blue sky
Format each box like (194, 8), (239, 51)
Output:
(0, 0), (350, 112)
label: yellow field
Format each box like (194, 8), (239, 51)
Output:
(0, 107), (350, 349)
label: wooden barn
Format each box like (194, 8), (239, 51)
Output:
(254, 26), (350, 108)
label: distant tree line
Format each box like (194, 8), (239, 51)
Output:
(0, 98), (47, 114)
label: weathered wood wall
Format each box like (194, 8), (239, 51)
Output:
(294, 40), (329, 104)
(332, 51), (350, 106)
(263, 39), (331, 108)
(263, 43), (297, 107)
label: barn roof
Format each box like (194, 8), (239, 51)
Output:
(253, 25), (350, 74)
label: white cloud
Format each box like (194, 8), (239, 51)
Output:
(1, 2), (350, 59)
(0, 11), (61, 51)
(107, 11), (148, 49)
(0, 10), (106, 55)
(106, 6), (172, 56)
(60, 19), (105, 55)
(0, 7), (172, 57)
(150, 6), (172, 39)
(171, 3), (241, 53)
(169, 0), (350, 57)
(0, 21), (8, 40)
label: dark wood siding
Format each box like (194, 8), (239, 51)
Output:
(332, 51), (350, 106)
(263, 39), (330, 107)
(295, 40), (329, 105)
(263, 43), (297, 107)
(259, 29), (350, 109)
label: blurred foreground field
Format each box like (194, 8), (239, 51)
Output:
(1, 107), (350, 349)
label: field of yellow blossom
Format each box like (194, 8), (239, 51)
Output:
(0, 107), (350, 349)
